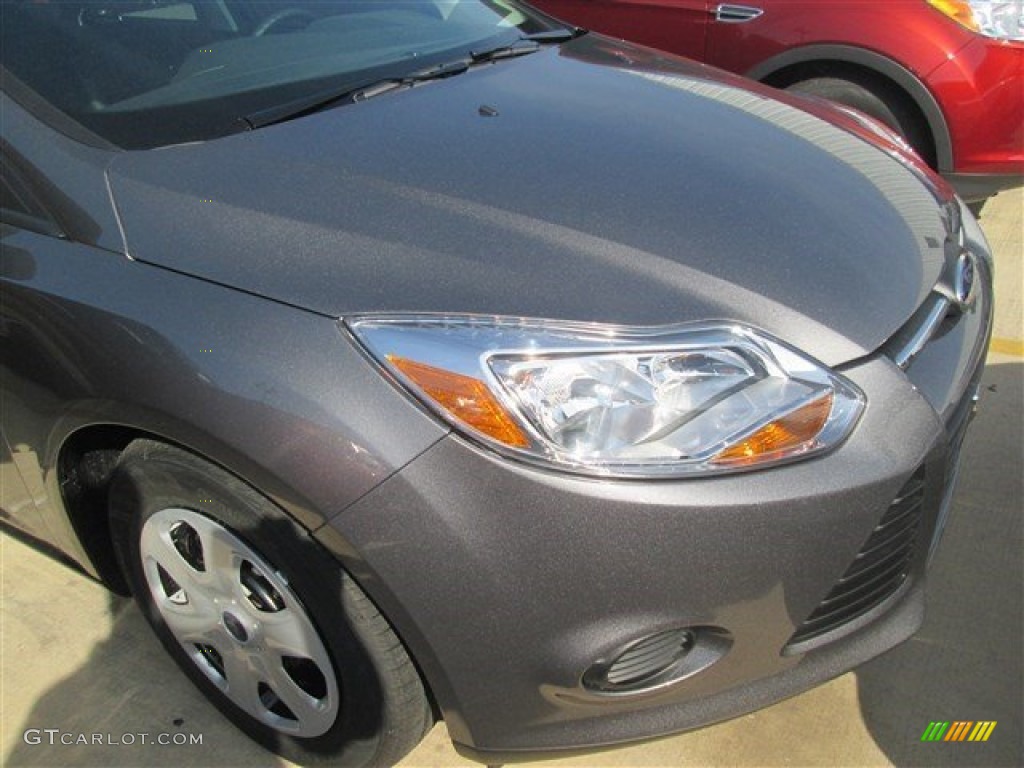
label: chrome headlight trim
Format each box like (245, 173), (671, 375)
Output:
(347, 315), (866, 478)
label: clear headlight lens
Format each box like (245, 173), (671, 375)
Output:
(928, 0), (1024, 40)
(348, 316), (865, 477)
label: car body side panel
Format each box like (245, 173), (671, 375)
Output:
(0, 91), (124, 253)
(0, 220), (447, 569)
(703, 1), (970, 80)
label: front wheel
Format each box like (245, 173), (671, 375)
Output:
(109, 439), (431, 766)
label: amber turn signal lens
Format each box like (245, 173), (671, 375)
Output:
(713, 393), (834, 466)
(387, 356), (530, 448)
(927, 0), (981, 32)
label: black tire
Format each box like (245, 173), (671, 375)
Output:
(786, 76), (934, 167)
(108, 439), (432, 767)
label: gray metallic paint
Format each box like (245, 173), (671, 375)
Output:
(0, 28), (994, 763)
(1, 215), (446, 545)
(107, 38), (950, 368)
(1, 91), (123, 252)
(314, 352), (955, 754)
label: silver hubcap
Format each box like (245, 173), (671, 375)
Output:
(140, 508), (339, 737)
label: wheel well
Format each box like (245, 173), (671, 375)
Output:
(58, 426), (146, 595)
(57, 427), (443, 718)
(58, 426), (442, 716)
(762, 60), (938, 169)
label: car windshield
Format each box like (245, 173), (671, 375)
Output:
(1, 0), (560, 148)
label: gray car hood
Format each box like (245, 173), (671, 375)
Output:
(107, 36), (952, 367)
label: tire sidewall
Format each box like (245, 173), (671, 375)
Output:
(108, 442), (387, 766)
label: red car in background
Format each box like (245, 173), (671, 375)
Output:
(529, 0), (1023, 206)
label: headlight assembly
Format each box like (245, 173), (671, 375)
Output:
(347, 316), (865, 477)
(928, 0), (1024, 40)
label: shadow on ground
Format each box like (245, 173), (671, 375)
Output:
(856, 360), (1024, 767)
(4, 590), (281, 768)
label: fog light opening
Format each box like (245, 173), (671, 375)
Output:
(582, 625), (731, 695)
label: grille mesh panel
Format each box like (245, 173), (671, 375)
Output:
(787, 468), (925, 646)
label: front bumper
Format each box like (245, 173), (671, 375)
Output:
(944, 172), (1022, 205)
(930, 36), (1024, 200)
(317, 236), (993, 763)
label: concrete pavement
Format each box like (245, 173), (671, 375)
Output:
(2, 189), (1021, 768)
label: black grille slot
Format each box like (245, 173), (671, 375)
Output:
(787, 468), (925, 646)
(605, 629), (692, 686)
(580, 628), (697, 692)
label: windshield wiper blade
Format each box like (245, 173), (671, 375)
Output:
(524, 28), (587, 43)
(238, 27), (585, 131)
(349, 59), (470, 101)
(240, 59), (471, 131)
(470, 28), (586, 62)
(470, 39), (540, 62)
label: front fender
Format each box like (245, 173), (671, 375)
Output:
(747, 44), (953, 173)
